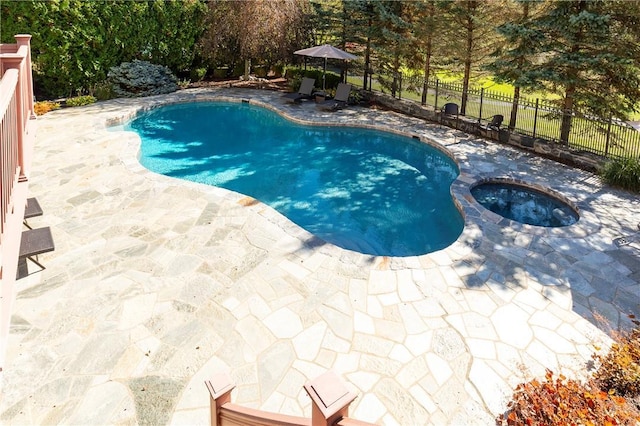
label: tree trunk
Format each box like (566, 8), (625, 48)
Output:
(560, 1), (584, 144)
(421, 1), (435, 106)
(363, 18), (372, 91)
(461, 41), (472, 115)
(509, 86), (520, 130)
(392, 50), (401, 98)
(560, 85), (575, 144)
(244, 58), (250, 80)
(340, 3), (347, 83)
(461, 2), (475, 115)
(421, 40), (432, 106)
(509, 2), (528, 130)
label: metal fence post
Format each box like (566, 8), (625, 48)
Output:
(398, 73), (402, 100)
(533, 98), (539, 138)
(434, 79), (439, 110)
(605, 114), (612, 157)
(478, 87), (484, 123)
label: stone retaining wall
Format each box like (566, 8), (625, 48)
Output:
(368, 92), (606, 172)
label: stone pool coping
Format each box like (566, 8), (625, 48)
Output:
(108, 90), (603, 262)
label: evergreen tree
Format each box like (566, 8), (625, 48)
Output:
(485, 0), (545, 130)
(372, 0), (412, 98)
(487, 0), (640, 143)
(440, 0), (503, 115)
(344, 0), (380, 91)
(307, 0), (343, 46)
(408, 0), (448, 105)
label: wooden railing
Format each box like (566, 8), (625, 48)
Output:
(0, 69), (21, 237)
(0, 34), (37, 374)
(0, 34), (35, 247)
(207, 371), (376, 426)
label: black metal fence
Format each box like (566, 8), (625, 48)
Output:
(348, 73), (640, 160)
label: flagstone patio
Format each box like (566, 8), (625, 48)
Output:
(0, 88), (638, 425)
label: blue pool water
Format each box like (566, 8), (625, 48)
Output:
(125, 102), (463, 256)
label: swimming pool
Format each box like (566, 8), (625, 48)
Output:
(125, 101), (463, 256)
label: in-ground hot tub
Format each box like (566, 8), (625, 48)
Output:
(471, 179), (579, 227)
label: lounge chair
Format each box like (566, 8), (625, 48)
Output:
(283, 77), (316, 103)
(317, 83), (352, 111)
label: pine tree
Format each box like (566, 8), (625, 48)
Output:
(485, 0), (545, 130)
(487, 0), (640, 143)
(344, 0), (381, 91)
(440, 0), (504, 115)
(372, 0), (412, 98)
(412, 0), (441, 105)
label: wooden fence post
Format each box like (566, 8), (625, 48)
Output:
(205, 373), (236, 426)
(304, 370), (357, 426)
(14, 35), (33, 118)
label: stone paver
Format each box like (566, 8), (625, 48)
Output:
(1, 88), (638, 425)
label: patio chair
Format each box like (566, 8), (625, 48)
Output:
(440, 102), (459, 128)
(482, 114), (504, 131)
(283, 77), (316, 103)
(440, 102), (459, 117)
(316, 83), (352, 111)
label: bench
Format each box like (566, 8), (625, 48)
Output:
(24, 197), (43, 219)
(23, 197), (43, 229)
(17, 226), (55, 279)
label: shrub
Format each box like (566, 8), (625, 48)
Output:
(497, 370), (640, 425)
(349, 89), (367, 105)
(92, 81), (116, 101)
(499, 321), (640, 425)
(231, 62), (245, 78)
(284, 67), (341, 91)
(34, 101), (60, 115)
(189, 67), (207, 82)
(271, 64), (284, 78)
(593, 319), (640, 406)
(600, 157), (640, 193)
(286, 74), (304, 93)
(65, 95), (96, 107)
(254, 66), (268, 78)
(212, 67), (230, 79)
(107, 60), (179, 98)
